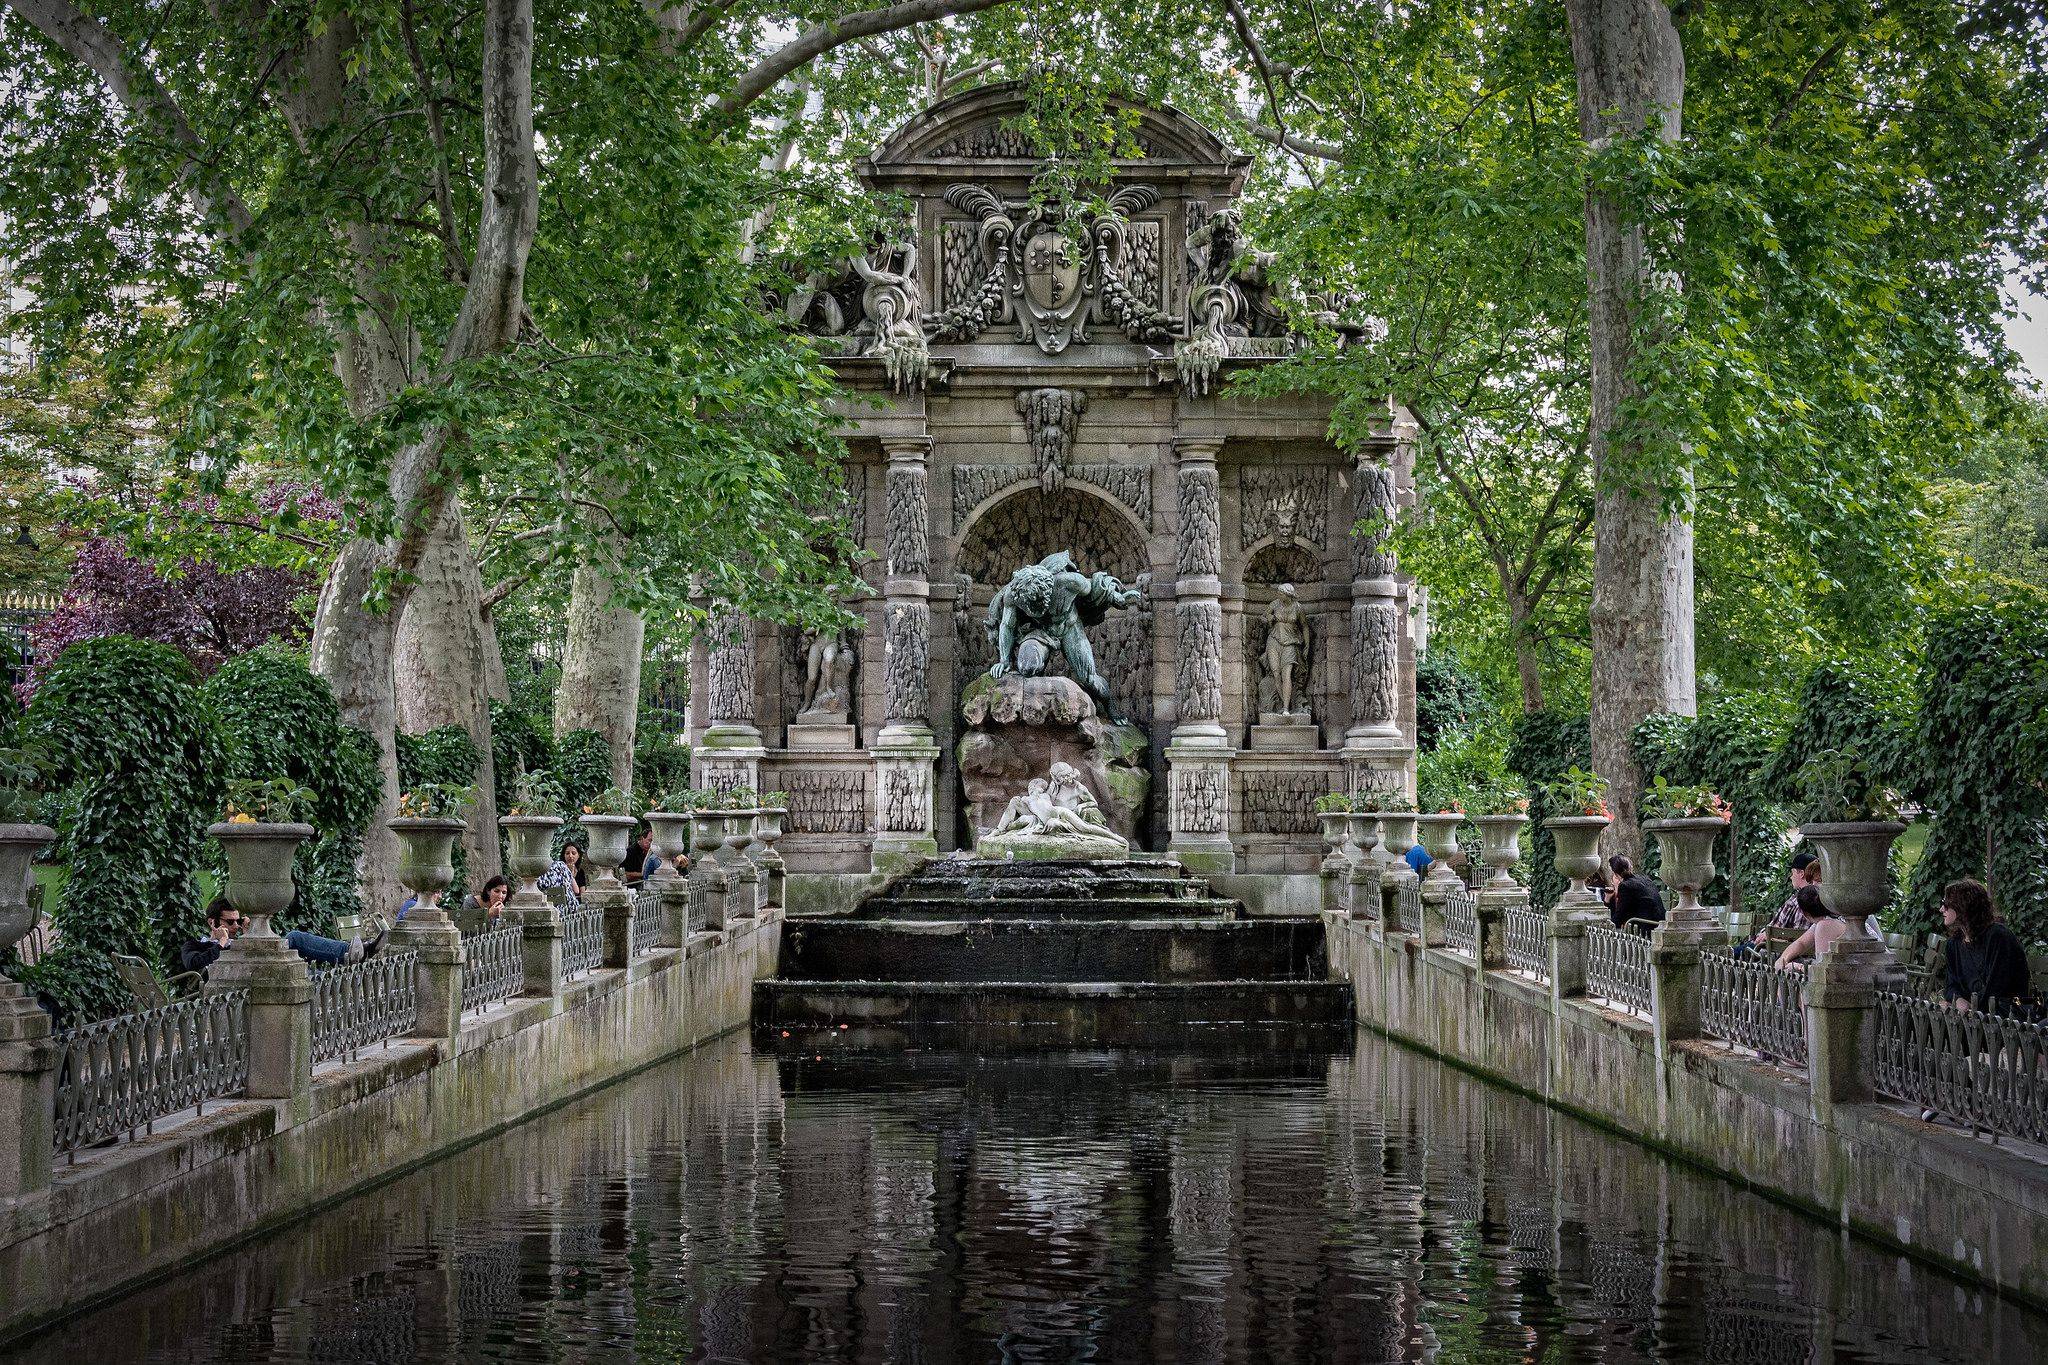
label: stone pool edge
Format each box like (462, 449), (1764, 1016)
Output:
(0, 917), (780, 1347)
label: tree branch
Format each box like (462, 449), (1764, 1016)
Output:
(714, 0), (1022, 117)
(7, 0), (256, 240)
(643, 0), (741, 56)
(439, 0), (536, 366)
(1767, 33), (1851, 134)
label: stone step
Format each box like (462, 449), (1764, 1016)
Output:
(781, 918), (1328, 983)
(867, 858), (1220, 906)
(853, 896), (1241, 921)
(752, 979), (1356, 1041)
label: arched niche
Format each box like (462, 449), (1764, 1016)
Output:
(952, 486), (1154, 726)
(1243, 541), (1328, 722)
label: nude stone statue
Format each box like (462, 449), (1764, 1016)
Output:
(988, 764), (1122, 844)
(1262, 585), (1308, 716)
(985, 552), (1148, 722)
(800, 628), (855, 718)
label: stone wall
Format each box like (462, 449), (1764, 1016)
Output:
(0, 920), (779, 1345)
(1328, 916), (2048, 1309)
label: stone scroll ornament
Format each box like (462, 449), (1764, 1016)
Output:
(1018, 387), (1086, 495)
(927, 184), (1177, 354)
(984, 553), (1149, 724)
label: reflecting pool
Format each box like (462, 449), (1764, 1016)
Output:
(10, 1031), (2045, 1363)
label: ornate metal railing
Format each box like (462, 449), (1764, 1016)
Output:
(52, 991), (249, 1155)
(1505, 907), (1549, 979)
(1700, 949), (1809, 1067)
(1586, 924), (1654, 1016)
(563, 906), (604, 978)
(311, 951), (419, 1065)
(1443, 885), (1478, 956)
(632, 887), (665, 955)
(1395, 877), (1422, 934)
(1875, 990), (2048, 1144)
(461, 924), (524, 1015)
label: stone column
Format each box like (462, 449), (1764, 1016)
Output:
(597, 885), (633, 969)
(1166, 437), (1235, 873)
(1418, 877), (1448, 948)
(873, 437), (941, 873)
(0, 980), (57, 1200)
(209, 941), (313, 1125)
(1343, 434), (1414, 800)
(1648, 932), (1704, 1047)
(1547, 909), (1594, 998)
(1474, 893), (1511, 970)
(1806, 939), (1884, 1114)
(390, 909), (464, 1041)
(655, 874), (689, 950)
(697, 602), (764, 795)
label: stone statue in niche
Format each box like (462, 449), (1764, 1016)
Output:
(980, 761), (1129, 860)
(1261, 585), (1309, 717)
(799, 628), (856, 721)
(985, 552), (1149, 724)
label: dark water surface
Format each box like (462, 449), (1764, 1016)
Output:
(11, 1031), (2045, 1363)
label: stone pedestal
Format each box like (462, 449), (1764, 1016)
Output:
(1649, 930), (1705, 1046)
(1547, 908), (1599, 997)
(507, 902), (564, 998)
(1418, 876), (1448, 948)
(0, 983), (57, 1200)
(1166, 736), (1236, 874)
(958, 673), (1147, 842)
(1474, 888), (1519, 970)
(1807, 939), (1884, 1113)
(653, 876), (689, 949)
(788, 719), (858, 751)
(389, 911), (464, 1040)
(873, 727), (940, 873)
(592, 885), (633, 968)
(209, 943), (313, 1124)
(1249, 715), (1319, 752)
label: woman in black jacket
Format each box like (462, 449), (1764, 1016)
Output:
(1607, 856), (1665, 933)
(1940, 879), (2034, 1012)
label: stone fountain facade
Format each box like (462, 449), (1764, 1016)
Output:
(686, 84), (1419, 911)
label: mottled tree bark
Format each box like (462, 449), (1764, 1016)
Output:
(1567, 0), (1697, 860)
(556, 562), (645, 791)
(396, 499), (503, 881)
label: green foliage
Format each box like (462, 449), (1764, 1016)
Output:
(6, 940), (128, 1029)
(398, 726), (482, 792)
(760, 791), (789, 809)
(555, 730), (612, 815)
(1416, 726), (1510, 813)
(1794, 751), (1903, 824)
(1314, 792), (1352, 814)
(720, 786), (759, 810)
(586, 785), (635, 817)
(1641, 778), (1732, 822)
(1634, 695), (1794, 916)
(632, 729), (691, 806)
(1509, 709), (1593, 910)
(202, 646), (382, 931)
(1903, 596), (2048, 940)
(396, 785), (477, 821)
(1763, 659), (1915, 800)
(17, 637), (226, 1013)
(1540, 767), (1612, 818)
(1414, 650), (1495, 753)
(489, 702), (555, 825)
(0, 740), (53, 824)
(220, 777), (316, 824)
(505, 768), (564, 818)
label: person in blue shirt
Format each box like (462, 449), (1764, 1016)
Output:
(1404, 842), (1431, 877)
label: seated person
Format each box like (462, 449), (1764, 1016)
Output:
(1775, 886), (1846, 970)
(462, 875), (511, 930)
(182, 898), (384, 977)
(1739, 852), (1821, 958)
(1607, 855), (1665, 931)
(1403, 842), (1431, 877)
(1940, 878), (2035, 1013)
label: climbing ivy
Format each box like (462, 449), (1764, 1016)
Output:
(1415, 649), (1494, 753)
(554, 727), (612, 854)
(1904, 598), (2048, 941)
(15, 637), (227, 1020)
(397, 724), (479, 899)
(1507, 709), (1591, 911)
(202, 646), (380, 936)
(489, 701), (555, 820)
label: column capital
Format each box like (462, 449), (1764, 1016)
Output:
(1174, 435), (1225, 463)
(881, 436), (933, 462)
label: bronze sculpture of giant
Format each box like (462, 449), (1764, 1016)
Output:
(984, 552), (1148, 723)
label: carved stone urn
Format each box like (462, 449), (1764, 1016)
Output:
(1473, 814), (1527, 890)
(0, 823), (56, 961)
(580, 814), (638, 891)
(752, 807), (786, 866)
(1347, 812), (1384, 865)
(1380, 812), (1421, 876)
(1415, 813), (1465, 882)
(1543, 815), (1610, 911)
(391, 817), (466, 905)
(1802, 820), (1908, 938)
(1317, 812), (1351, 872)
(1643, 816), (1728, 923)
(688, 808), (725, 870)
(207, 819), (316, 949)
(644, 811), (693, 882)
(499, 814), (562, 907)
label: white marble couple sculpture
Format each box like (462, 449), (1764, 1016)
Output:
(978, 761), (1129, 861)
